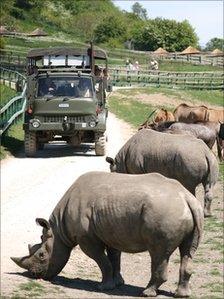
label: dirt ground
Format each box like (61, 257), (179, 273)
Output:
(1, 96), (223, 298)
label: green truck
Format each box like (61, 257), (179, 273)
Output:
(23, 45), (110, 157)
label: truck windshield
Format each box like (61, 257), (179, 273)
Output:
(37, 76), (94, 98)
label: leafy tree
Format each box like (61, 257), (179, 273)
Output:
(132, 18), (199, 52)
(93, 15), (126, 44)
(132, 2), (148, 20)
(205, 38), (223, 51)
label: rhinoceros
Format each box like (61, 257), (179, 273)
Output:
(11, 172), (203, 297)
(106, 129), (219, 217)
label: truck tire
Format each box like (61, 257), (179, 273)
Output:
(37, 142), (44, 150)
(95, 132), (106, 156)
(24, 131), (37, 157)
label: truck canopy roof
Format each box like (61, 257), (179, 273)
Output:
(27, 47), (107, 60)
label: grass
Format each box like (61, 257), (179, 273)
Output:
(158, 60), (222, 72)
(202, 282), (224, 293)
(0, 84), (18, 108)
(108, 94), (154, 129)
(219, 163), (224, 180)
(204, 216), (223, 232)
(210, 268), (222, 276)
(115, 86), (223, 107)
(0, 122), (24, 159)
(11, 280), (45, 298)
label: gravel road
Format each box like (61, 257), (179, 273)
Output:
(1, 111), (223, 299)
(1, 112), (135, 298)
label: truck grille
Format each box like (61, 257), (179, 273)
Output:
(43, 115), (90, 123)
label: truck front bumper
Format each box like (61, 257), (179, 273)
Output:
(23, 121), (106, 132)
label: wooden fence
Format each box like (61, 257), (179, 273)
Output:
(110, 68), (224, 90)
(106, 48), (223, 67)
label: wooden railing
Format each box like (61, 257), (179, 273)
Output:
(109, 68), (224, 90)
(106, 47), (223, 67)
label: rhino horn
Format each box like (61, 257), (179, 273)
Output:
(11, 256), (31, 270)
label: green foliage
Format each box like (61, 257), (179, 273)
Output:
(94, 15), (126, 44)
(0, 0), (201, 52)
(205, 38), (224, 51)
(133, 18), (199, 51)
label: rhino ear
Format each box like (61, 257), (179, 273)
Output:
(106, 156), (115, 166)
(36, 218), (50, 230)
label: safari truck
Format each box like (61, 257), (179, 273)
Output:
(23, 44), (110, 157)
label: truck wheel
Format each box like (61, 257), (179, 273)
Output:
(24, 131), (37, 157)
(37, 142), (44, 150)
(95, 132), (106, 156)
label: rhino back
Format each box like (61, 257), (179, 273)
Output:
(115, 129), (211, 188)
(65, 172), (195, 253)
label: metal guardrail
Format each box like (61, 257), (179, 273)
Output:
(110, 69), (224, 90)
(0, 67), (27, 136)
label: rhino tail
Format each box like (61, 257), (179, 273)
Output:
(185, 195), (204, 257)
(205, 151), (219, 188)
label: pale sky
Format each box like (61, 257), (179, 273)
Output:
(113, 0), (223, 47)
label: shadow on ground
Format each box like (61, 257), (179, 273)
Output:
(9, 272), (174, 297)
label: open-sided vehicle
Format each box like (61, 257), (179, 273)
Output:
(23, 44), (110, 157)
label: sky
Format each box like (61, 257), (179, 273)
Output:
(113, 0), (223, 47)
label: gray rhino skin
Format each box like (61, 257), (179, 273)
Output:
(11, 172), (203, 298)
(106, 129), (219, 217)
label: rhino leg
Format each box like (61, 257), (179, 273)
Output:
(78, 236), (115, 291)
(106, 247), (124, 286)
(142, 253), (170, 297)
(203, 182), (213, 217)
(175, 241), (193, 297)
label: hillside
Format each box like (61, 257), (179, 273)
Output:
(0, 0), (126, 47)
(1, 0), (200, 52)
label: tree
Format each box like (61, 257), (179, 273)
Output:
(132, 2), (148, 20)
(93, 15), (126, 44)
(132, 18), (199, 52)
(205, 38), (223, 51)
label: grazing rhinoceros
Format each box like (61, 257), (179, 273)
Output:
(106, 129), (219, 217)
(11, 172), (203, 298)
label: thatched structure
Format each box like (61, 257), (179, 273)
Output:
(181, 46), (200, 55)
(27, 28), (48, 37)
(211, 48), (223, 56)
(154, 47), (168, 54)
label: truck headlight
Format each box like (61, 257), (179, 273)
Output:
(31, 119), (41, 128)
(89, 121), (96, 128)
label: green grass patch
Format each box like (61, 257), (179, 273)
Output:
(202, 282), (224, 293)
(204, 216), (223, 232)
(219, 163), (224, 181)
(158, 60), (222, 72)
(12, 280), (46, 298)
(115, 86), (223, 107)
(210, 268), (222, 276)
(182, 89), (224, 107)
(108, 95), (154, 128)
(0, 122), (24, 159)
(0, 84), (18, 108)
